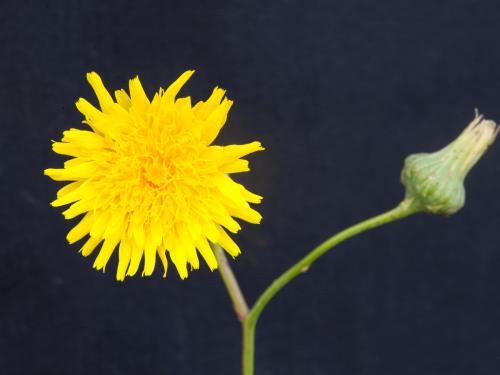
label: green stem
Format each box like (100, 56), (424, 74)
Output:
(213, 243), (249, 322)
(241, 198), (420, 375)
(213, 243), (251, 375)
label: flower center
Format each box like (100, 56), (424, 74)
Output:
(144, 162), (166, 187)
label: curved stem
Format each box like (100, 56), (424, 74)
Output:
(242, 198), (420, 375)
(213, 243), (249, 322)
(213, 243), (251, 375)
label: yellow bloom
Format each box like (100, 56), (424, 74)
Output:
(45, 71), (263, 281)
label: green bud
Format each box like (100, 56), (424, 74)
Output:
(401, 110), (498, 216)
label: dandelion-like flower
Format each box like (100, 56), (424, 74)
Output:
(45, 71), (263, 280)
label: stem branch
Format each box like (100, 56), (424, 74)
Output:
(241, 199), (419, 375)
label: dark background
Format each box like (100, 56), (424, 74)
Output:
(2, 0), (500, 374)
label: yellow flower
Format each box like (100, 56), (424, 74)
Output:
(45, 71), (263, 281)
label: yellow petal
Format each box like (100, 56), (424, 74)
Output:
(142, 231), (157, 276)
(239, 185), (263, 204)
(75, 98), (104, 123)
(61, 129), (105, 149)
(132, 222), (145, 249)
(126, 240), (143, 277)
(90, 210), (111, 238)
(216, 226), (241, 257)
(93, 231), (122, 271)
(196, 237), (218, 271)
(193, 87), (226, 119)
(45, 161), (99, 182)
(67, 212), (94, 244)
(164, 70), (195, 102)
(51, 182), (94, 207)
(62, 198), (93, 219)
(86, 72), (115, 112)
(128, 76), (149, 110)
(182, 235), (199, 270)
(52, 142), (80, 157)
(80, 236), (102, 257)
(115, 89), (131, 110)
(116, 239), (132, 281)
(201, 220), (220, 243)
(157, 247), (168, 278)
(55, 181), (83, 199)
(169, 234), (189, 279)
(220, 159), (249, 173)
(201, 99), (233, 145)
(222, 141), (264, 161)
(228, 205), (262, 224)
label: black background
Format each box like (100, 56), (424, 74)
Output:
(2, 0), (500, 374)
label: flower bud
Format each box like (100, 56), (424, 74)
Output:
(401, 111), (498, 216)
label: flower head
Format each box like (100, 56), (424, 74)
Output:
(401, 110), (498, 215)
(45, 71), (263, 280)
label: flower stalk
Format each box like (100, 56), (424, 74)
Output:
(213, 244), (249, 322)
(216, 199), (421, 375)
(217, 111), (499, 375)
(241, 199), (420, 375)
